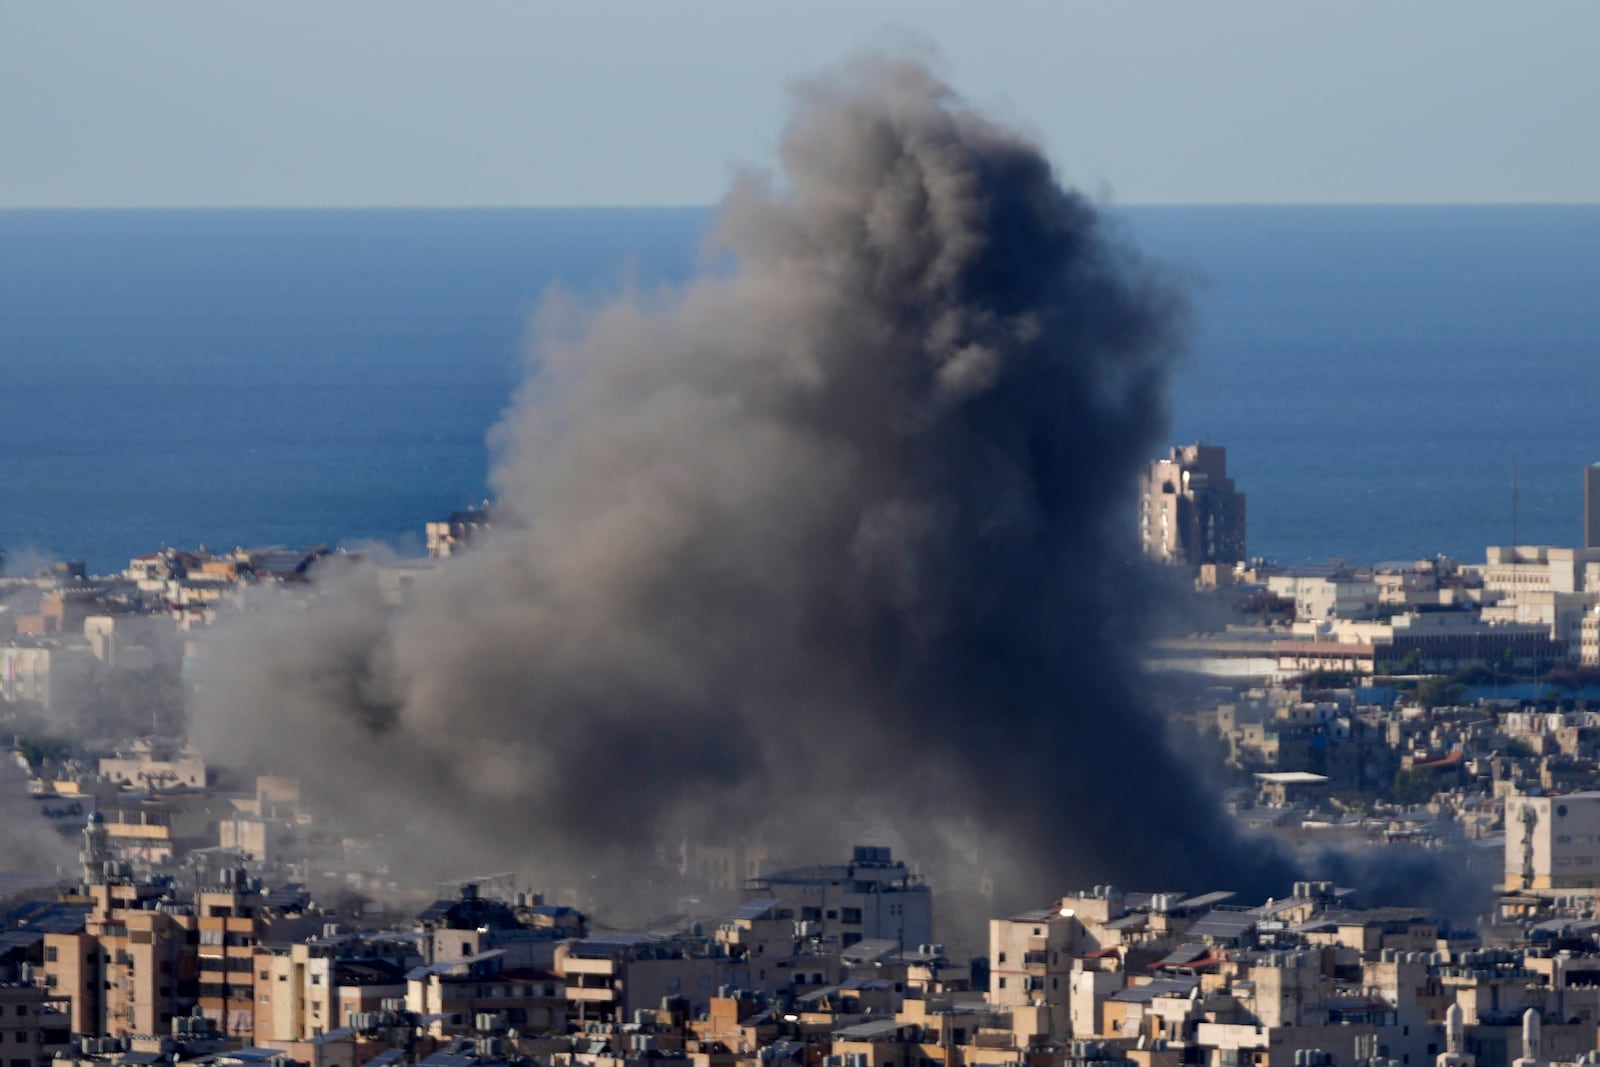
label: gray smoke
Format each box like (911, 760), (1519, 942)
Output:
(191, 57), (1293, 909)
(0, 756), (76, 879)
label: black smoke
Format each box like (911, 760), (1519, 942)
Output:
(190, 56), (1294, 911)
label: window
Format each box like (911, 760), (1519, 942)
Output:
(461, 942), (471, 956)
(998, 978), (1007, 989)
(998, 953), (1006, 964)
(841, 908), (862, 925)
(44, 947), (56, 964)
(826, 910), (838, 920)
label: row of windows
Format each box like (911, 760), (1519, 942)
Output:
(797, 907), (866, 924)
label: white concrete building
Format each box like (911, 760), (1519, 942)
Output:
(1505, 792), (1600, 891)
(743, 846), (932, 949)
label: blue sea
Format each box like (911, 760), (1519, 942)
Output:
(1, 206), (1597, 574)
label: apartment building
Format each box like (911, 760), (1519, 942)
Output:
(1140, 444), (1247, 569)
(743, 846), (932, 950)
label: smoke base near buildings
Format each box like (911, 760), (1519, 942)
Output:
(189, 56), (1311, 912)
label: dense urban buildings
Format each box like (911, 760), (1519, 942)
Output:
(17, 461), (1600, 1065)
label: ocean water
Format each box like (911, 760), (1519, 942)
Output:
(1, 206), (1596, 574)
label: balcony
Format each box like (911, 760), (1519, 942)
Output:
(566, 987), (615, 1003)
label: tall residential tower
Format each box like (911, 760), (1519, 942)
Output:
(1584, 463), (1600, 549)
(1140, 443), (1246, 568)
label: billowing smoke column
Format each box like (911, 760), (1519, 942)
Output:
(191, 57), (1291, 905)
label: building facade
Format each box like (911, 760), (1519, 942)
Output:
(743, 846), (932, 950)
(1140, 444), (1246, 569)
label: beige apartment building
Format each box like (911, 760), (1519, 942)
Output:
(43, 883), (194, 1037)
(1505, 791), (1600, 892)
(405, 958), (563, 1039)
(196, 872), (274, 1039)
(255, 943), (409, 1044)
(988, 904), (1080, 1039)
(0, 983), (72, 1067)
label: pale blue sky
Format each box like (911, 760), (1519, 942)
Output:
(3, 1), (1596, 208)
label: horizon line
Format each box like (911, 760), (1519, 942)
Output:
(3, 199), (1599, 213)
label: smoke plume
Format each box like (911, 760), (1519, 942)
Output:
(191, 57), (1292, 909)
(0, 755), (77, 880)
